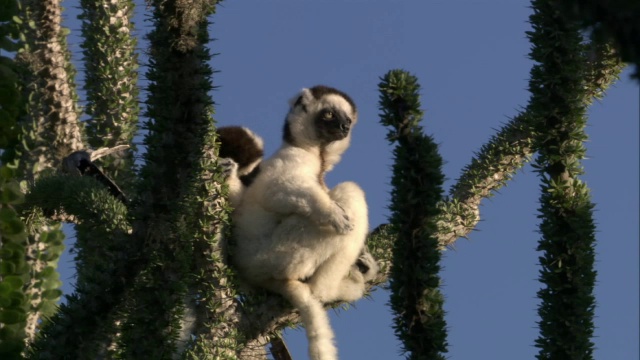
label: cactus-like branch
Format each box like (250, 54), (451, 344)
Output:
(11, 1), (83, 349)
(15, 0), (84, 181)
(117, 0), (223, 357)
(438, 38), (623, 248)
(26, 174), (134, 358)
(79, 0), (139, 192)
(379, 69), (449, 359)
(528, 0), (598, 357)
(178, 135), (242, 359)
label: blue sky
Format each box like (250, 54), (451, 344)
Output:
(60, 1), (639, 359)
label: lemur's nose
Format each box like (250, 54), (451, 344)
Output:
(339, 118), (351, 133)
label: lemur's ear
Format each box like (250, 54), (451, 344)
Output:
(288, 88), (314, 112)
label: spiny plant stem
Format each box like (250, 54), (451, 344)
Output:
(528, 0), (597, 358)
(379, 69), (448, 360)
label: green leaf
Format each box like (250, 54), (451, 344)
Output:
(1, 181), (24, 204)
(0, 217), (24, 237)
(42, 278), (62, 291)
(0, 339), (24, 359)
(0, 261), (15, 275)
(8, 291), (24, 307)
(43, 228), (64, 244)
(1, 276), (22, 289)
(0, 294), (10, 307)
(36, 266), (56, 279)
(0, 166), (15, 184)
(0, 326), (15, 340)
(0, 206), (17, 222)
(0, 242), (23, 259)
(37, 299), (58, 316)
(38, 231), (49, 243)
(0, 282), (10, 295)
(41, 289), (63, 300)
(0, 247), (13, 259)
(0, 308), (26, 325)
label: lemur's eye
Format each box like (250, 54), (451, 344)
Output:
(322, 111), (334, 120)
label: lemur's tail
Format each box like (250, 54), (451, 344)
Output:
(282, 280), (337, 360)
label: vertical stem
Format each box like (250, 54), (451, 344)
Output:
(528, 1), (597, 358)
(14, 0), (82, 347)
(379, 70), (448, 360)
(27, 177), (132, 359)
(119, 1), (222, 357)
(79, 0), (140, 191)
(16, 0), (84, 180)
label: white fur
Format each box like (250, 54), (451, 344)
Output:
(222, 158), (244, 208)
(231, 87), (368, 360)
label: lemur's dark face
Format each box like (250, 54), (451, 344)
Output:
(283, 85), (358, 148)
(314, 107), (353, 144)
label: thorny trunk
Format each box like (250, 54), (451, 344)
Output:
(14, 0), (83, 345)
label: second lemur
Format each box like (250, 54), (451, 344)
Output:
(219, 86), (376, 360)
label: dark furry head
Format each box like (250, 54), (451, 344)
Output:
(284, 85), (358, 147)
(217, 126), (264, 175)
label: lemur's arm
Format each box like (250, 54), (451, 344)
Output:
(217, 126), (264, 207)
